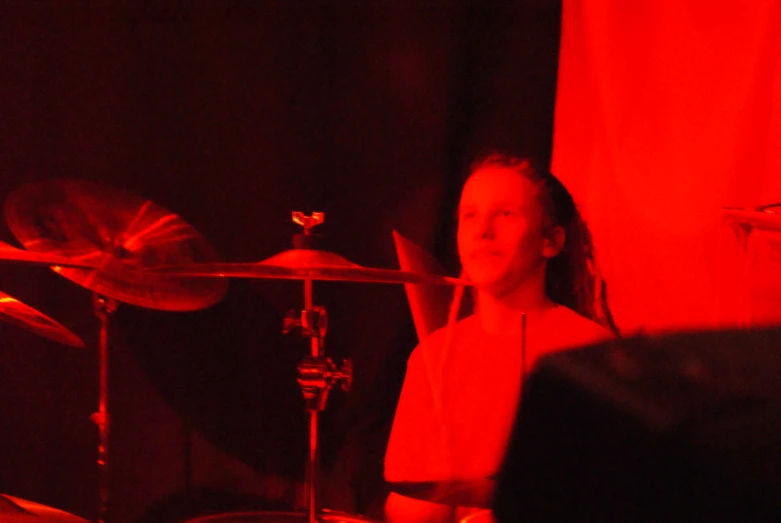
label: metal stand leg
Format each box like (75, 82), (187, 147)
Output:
(283, 280), (352, 523)
(91, 294), (117, 523)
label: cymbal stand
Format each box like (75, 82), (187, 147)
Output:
(282, 212), (353, 523)
(90, 293), (117, 523)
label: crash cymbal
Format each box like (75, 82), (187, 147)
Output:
(0, 291), (84, 348)
(150, 248), (469, 286)
(393, 230), (461, 341)
(722, 207), (781, 232)
(4, 179), (228, 311)
(0, 240), (96, 269)
(0, 494), (89, 522)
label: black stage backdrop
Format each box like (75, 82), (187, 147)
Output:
(0, 1), (561, 521)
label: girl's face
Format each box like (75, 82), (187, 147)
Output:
(457, 165), (559, 297)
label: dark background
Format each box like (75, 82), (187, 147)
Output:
(0, 1), (561, 521)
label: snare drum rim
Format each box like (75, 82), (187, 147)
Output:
(185, 511), (300, 523)
(183, 509), (378, 523)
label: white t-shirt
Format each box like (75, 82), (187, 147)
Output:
(385, 305), (612, 482)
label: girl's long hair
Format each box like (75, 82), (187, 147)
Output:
(466, 153), (619, 335)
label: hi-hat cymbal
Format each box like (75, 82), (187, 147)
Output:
(0, 291), (83, 348)
(4, 179), (228, 311)
(0, 240), (96, 269)
(149, 248), (469, 286)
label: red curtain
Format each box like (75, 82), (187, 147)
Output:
(553, 1), (781, 333)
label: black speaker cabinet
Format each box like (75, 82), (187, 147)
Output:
(493, 327), (781, 522)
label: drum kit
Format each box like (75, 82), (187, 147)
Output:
(0, 179), (470, 523)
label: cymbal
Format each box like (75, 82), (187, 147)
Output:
(388, 478), (496, 508)
(4, 179), (228, 311)
(0, 291), (84, 348)
(0, 240), (96, 269)
(392, 230), (459, 341)
(149, 248), (470, 286)
(722, 207), (781, 233)
(0, 494), (89, 522)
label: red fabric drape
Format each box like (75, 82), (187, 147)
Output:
(553, 1), (781, 333)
